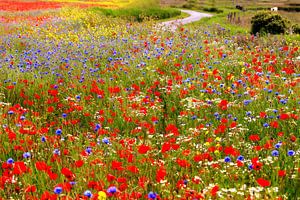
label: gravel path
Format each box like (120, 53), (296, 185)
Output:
(158, 10), (213, 31)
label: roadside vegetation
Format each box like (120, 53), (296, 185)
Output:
(176, 0), (300, 40)
(89, 7), (181, 22)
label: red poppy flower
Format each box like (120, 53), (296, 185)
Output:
(61, 167), (75, 180)
(218, 100), (228, 110)
(13, 162), (27, 175)
(127, 165), (139, 174)
(156, 167), (167, 182)
(211, 185), (219, 197)
(249, 134), (260, 141)
(161, 142), (171, 153)
(107, 174), (116, 182)
(35, 161), (48, 171)
(176, 158), (191, 168)
(279, 113), (289, 120)
(137, 144), (151, 154)
(74, 160), (84, 168)
(278, 170), (286, 177)
(24, 185), (36, 193)
(256, 178), (271, 187)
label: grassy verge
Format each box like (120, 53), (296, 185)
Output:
(185, 9), (300, 40)
(186, 10), (250, 34)
(89, 7), (181, 22)
(156, 10), (190, 22)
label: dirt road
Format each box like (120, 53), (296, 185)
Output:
(158, 10), (212, 31)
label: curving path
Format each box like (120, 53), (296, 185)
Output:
(157, 10), (213, 31)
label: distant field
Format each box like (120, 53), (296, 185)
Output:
(163, 0), (300, 7)
(0, 0), (119, 12)
(0, 0), (162, 11)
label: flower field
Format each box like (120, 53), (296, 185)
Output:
(0, 2), (300, 200)
(0, 0), (126, 12)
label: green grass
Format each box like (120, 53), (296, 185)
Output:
(178, 0), (300, 8)
(185, 9), (300, 40)
(186, 10), (250, 34)
(89, 7), (182, 22)
(156, 10), (190, 22)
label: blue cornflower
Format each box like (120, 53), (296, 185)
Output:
(41, 136), (46, 142)
(102, 138), (110, 144)
(191, 115), (197, 120)
(280, 99), (287, 104)
(62, 113), (67, 118)
(23, 152), (31, 159)
(248, 164), (253, 170)
(54, 187), (63, 194)
(84, 190), (93, 198)
(70, 182), (76, 185)
(237, 155), (244, 161)
(183, 180), (188, 185)
(287, 150), (295, 156)
(107, 186), (117, 194)
(244, 100), (252, 106)
(94, 124), (101, 131)
(263, 123), (269, 127)
(224, 156), (231, 163)
(20, 115), (25, 120)
(85, 147), (92, 154)
(148, 192), (157, 199)
(7, 158), (14, 164)
(53, 149), (60, 155)
(8, 110), (14, 115)
(271, 150), (279, 157)
(274, 143), (282, 149)
(55, 129), (62, 136)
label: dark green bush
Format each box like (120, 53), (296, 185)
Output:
(203, 7), (223, 13)
(182, 3), (194, 9)
(292, 24), (300, 34)
(251, 12), (290, 35)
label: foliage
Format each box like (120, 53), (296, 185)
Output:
(203, 7), (223, 13)
(292, 23), (300, 34)
(251, 12), (290, 35)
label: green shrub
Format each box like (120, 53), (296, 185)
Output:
(203, 7), (223, 13)
(182, 3), (194, 9)
(251, 12), (290, 35)
(292, 24), (300, 34)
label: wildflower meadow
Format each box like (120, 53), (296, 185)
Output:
(0, 0), (299, 199)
